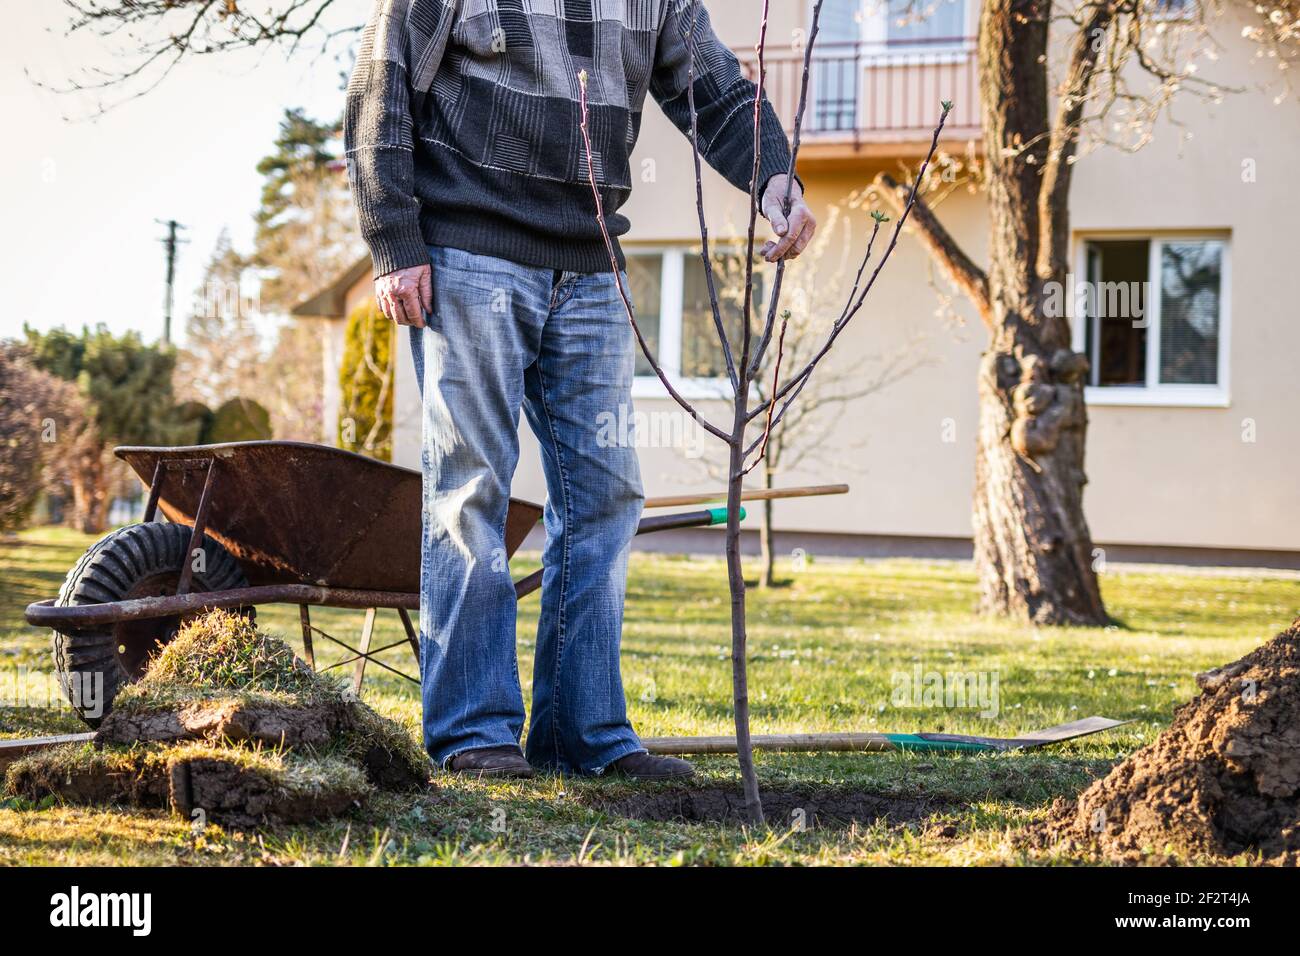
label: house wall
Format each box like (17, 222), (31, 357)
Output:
(384, 1), (1300, 557)
(319, 317), (347, 446)
(1066, 20), (1300, 553)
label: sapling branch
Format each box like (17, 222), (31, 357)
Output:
(748, 0), (825, 380)
(576, 71), (729, 444)
(747, 104), (951, 424)
(836, 217), (885, 327)
(741, 308), (791, 476)
(742, 217), (886, 433)
(677, 3), (740, 394)
(737, 0), (773, 379)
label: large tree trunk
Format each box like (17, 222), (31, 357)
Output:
(972, 0), (1108, 626)
(972, 349), (1105, 624)
(69, 448), (110, 534)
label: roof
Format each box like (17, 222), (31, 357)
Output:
(290, 256), (372, 318)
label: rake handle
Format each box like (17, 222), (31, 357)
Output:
(641, 733), (895, 755)
(643, 483), (849, 510)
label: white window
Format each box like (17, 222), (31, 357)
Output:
(883, 0), (968, 45)
(1072, 235), (1230, 406)
(626, 247), (766, 399)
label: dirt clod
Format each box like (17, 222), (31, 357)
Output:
(96, 698), (354, 751)
(1028, 616), (1300, 863)
(168, 753), (367, 829)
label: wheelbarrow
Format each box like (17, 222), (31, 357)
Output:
(24, 440), (848, 727)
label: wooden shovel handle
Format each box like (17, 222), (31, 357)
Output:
(643, 483), (849, 510)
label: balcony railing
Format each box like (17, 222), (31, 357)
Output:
(738, 37), (980, 149)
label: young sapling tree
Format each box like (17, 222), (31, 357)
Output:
(578, 0), (950, 824)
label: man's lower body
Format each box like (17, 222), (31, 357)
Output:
(409, 244), (655, 776)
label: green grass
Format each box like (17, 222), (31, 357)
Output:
(1, 526), (1295, 866)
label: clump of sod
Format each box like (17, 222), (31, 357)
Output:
(7, 739), (370, 828)
(6, 610), (430, 825)
(100, 611), (353, 751)
(119, 609), (329, 707)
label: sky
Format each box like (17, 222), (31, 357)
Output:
(0, 0), (359, 346)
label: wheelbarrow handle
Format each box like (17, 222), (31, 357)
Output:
(642, 483), (848, 510)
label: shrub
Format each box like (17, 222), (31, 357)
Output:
(207, 397), (272, 443)
(172, 400), (214, 445)
(337, 299), (394, 460)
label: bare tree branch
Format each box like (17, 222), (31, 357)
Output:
(747, 0), (824, 378)
(876, 171), (992, 326)
(39, 0), (353, 114)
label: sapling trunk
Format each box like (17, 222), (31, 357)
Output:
(726, 399), (762, 824)
(578, 0), (946, 826)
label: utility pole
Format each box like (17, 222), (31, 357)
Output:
(156, 219), (187, 345)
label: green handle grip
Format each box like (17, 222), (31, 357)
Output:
(707, 506), (747, 526)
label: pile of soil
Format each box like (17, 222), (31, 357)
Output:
(5, 610), (430, 826)
(1028, 616), (1300, 864)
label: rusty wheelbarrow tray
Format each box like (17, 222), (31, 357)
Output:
(114, 440), (535, 593)
(24, 440), (847, 726)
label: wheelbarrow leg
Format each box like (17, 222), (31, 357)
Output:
(397, 607), (419, 666)
(298, 604), (315, 671)
(176, 459), (217, 597)
(142, 460), (164, 523)
(351, 607), (377, 696)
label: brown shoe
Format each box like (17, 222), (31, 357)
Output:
(609, 751), (694, 781)
(447, 745), (534, 779)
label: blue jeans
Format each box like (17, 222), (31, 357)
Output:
(409, 245), (646, 774)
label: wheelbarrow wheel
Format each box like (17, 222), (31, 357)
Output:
(52, 521), (248, 726)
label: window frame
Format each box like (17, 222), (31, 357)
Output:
(627, 245), (760, 401)
(1071, 231), (1232, 408)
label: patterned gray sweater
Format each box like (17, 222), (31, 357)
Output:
(345, 0), (794, 275)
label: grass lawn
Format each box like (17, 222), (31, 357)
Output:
(1, 525), (1295, 866)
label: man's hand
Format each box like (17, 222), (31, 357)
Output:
(375, 263), (432, 328)
(760, 174), (817, 263)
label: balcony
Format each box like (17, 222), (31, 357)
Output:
(737, 37), (981, 163)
